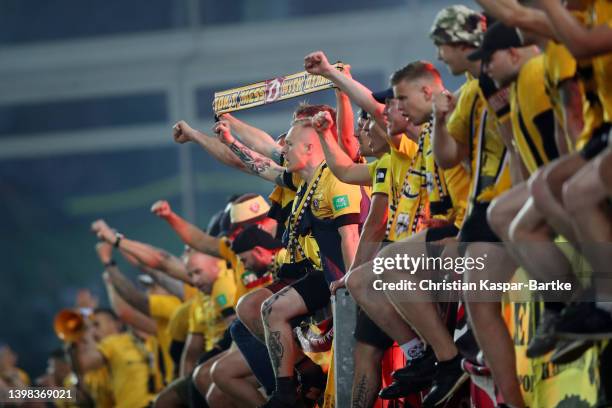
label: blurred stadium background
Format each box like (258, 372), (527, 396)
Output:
(0, 0), (477, 376)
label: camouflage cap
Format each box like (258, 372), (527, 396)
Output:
(429, 5), (486, 47)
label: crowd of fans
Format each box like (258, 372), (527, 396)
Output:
(4, 0), (612, 407)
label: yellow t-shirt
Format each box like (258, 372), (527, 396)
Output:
(167, 299), (194, 343)
(366, 153), (391, 196)
(386, 134), (422, 242)
(510, 55), (558, 175)
(183, 283), (199, 301)
(82, 367), (114, 408)
(447, 76), (511, 206)
(188, 291), (228, 351)
(422, 123), (470, 228)
(284, 163), (365, 281)
(149, 294), (181, 385)
(97, 333), (155, 408)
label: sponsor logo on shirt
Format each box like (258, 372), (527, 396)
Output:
(332, 195), (350, 211)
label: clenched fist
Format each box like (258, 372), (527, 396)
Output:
(304, 51), (334, 77)
(173, 121), (195, 144)
(151, 200), (173, 218)
(312, 111), (334, 133)
(432, 90), (456, 122)
(91, 219), (115, 243)
(213, 120), (235, 145)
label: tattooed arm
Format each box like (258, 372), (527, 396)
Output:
(218, 113), (284, 164)
(214, 120), (288, 187)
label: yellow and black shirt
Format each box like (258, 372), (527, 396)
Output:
(148, 293), (181, 385)
(386, 134), (423, 241)
(447, 75), (511, 208)
(510, 55), (559, 174)
(366, 153), (391, 196)
(97, 332), (156, 408)
(282, 162), (366, 282)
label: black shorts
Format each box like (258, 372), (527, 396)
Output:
(581, 122), (611, 160)
(458, 202), (501, 256)
(291, 268), (332, 314)
(354, 307), (394, 350)
(425, 224), (460, 258)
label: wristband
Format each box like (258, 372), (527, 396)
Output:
(104, 260), (116, 268)
(114, 233), (124, 248)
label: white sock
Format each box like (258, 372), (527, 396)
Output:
(400, 338), (425, 361)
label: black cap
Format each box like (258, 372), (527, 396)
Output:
(467, 22), (522, 62)
(372, 88), (394, 104)
(231, 225), (283, 253)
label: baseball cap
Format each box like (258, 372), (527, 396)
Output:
(231, 225), (283, 253)
(372, 88), (394, 104)
(467, 22), (523, 62)
(429, 5), (487, 47)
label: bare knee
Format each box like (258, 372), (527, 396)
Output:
(345, 267), (369, 301)
(487, 195), (514, 239)
(237, 289), (269, 323)
(209, 359), (229, 390)
(192, 361), (213, 396)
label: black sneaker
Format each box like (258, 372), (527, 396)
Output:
(551, 339), (594, 365)
(555, 303), (612, 340)
(392, 348), (437, 382)
(526, 309), (561, 358)
(421, 355), (469, 408)
(378, 378), (431, 400)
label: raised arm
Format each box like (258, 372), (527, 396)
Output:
(476, 0), (555, 39)
(113, 236), (191, 284)
(172, 120), (250, 173)
(214, 120), (288, 186)
(150, 201), (222, 257)
(102, 271), (157, 335)
(432, 90), (470, 169)
(219, 113), (284, 164)
(304, 51), (387, 133)
(538, 0), (612, 58)
(312, 111), (371, 185)
(335, 78), (359, 162)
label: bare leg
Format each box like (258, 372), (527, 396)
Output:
(261, 287), (308, 378)
(237, 288), (274, 341)
(346, 256), (418, 344)
(532, 153), (586, 243)
(192, 351), (226, 400)
(205, 383), (238, 408)
(382, 231), (458, 362)
(463, 243), (525, 408)
(210, 347), (266, 407)
(351, 342), (384, 408)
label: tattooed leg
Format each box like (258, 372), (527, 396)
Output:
(351, 342), (383, 408)
(260, 287), (308, 377)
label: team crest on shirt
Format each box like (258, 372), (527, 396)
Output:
(332, 195), (349, 211)
(215, 294), (227, 308)
(376, 169), (387, 183)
